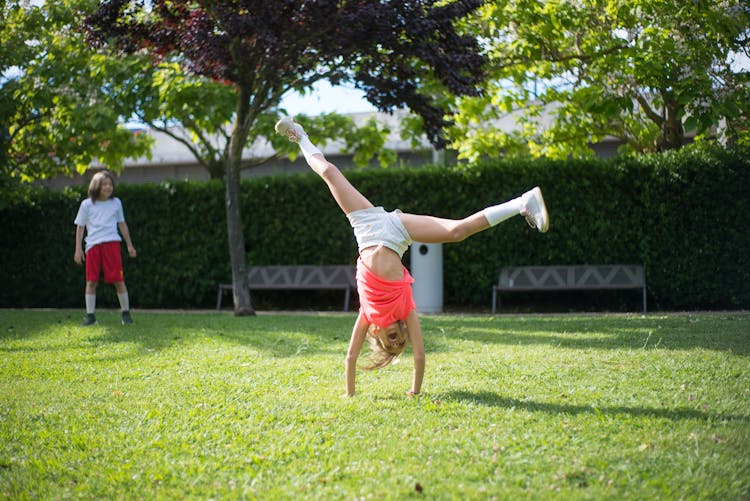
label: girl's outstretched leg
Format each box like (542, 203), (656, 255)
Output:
(399, 188), (549, 243)
(275, 117), (373, 215)
(481, 187), (548, 232)
(398, 211), (490, 244)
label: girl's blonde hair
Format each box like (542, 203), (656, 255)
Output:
(359, 321), (410, 370)
(88, 170), (115, 202)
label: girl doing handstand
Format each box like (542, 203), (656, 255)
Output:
(275, 117), (549, 397)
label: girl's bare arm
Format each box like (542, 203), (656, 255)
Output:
(405, 309), (425, 395)
(345, 312), (370, 396)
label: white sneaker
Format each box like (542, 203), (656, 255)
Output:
(275, 116), (306, 142)
(521, 187), (549, 233)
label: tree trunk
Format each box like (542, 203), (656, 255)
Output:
(224, 160), (254, 315)
(208, 160), (224, 179)
(659, 102), (685, 151)
(224, 86), (255, 316)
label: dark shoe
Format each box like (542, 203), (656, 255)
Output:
(121, 311), (133, 325)
(81, 314), (97, 326)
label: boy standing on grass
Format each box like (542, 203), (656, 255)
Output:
(73, 170), (137, 326)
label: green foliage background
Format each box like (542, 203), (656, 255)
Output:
(1, 146), (748, 311)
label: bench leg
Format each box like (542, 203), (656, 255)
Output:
(344, 289), (350, 312)
(642, 286), (647, 314)
(217, 285), (229, 310)
(492, 287), (497, 314)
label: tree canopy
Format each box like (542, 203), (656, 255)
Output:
(0, 0), (152, 182)
(448, 0), (750, 161)
(86, 0), (486, 147)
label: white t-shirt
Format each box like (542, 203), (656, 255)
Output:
(74, 197), (125, 252)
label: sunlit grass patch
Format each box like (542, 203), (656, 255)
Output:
(1, 310), (748, 499)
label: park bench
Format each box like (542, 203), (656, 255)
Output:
(491, 265), (647, 314)
(217, 265), (357, 311)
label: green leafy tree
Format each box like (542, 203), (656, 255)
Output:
(135, 61), (398, 179)
(0, 0), (153, 182)
(0, 1), (397, 187)
(449, 0), (750, 162)
(0, 1), (384, 185)
(86, 0), (486, 315)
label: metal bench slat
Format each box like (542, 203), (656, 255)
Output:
(493, 264), (646, 313)
(218, 265), (356, 310)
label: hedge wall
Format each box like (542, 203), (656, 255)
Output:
(1, 146), (748, 311)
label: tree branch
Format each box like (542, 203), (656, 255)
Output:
(496, 42), (631, 71)
(8, 113), (45, 142)
(634, 92), (664, 127)
(182, 116), (223, 161)
(241, 152), (284, 170)
(145, 119), (211, 170)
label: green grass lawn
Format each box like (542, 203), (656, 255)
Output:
(1, 309), (748, 500)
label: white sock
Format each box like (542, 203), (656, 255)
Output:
(483, 197), (523, 226)
(117, 292), (130, 312)
(85, 294), (96, 314)
(297, 132), (322, 163)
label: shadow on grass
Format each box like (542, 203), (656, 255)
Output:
(441, 389), (749, 423)
(3, 311), (749, 361)
(0, 310), (351, 358)
(421, 314), (750, 356)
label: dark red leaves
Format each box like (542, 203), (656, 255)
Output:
(84, 0), (487, 147)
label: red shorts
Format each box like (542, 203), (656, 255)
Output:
(86, 241), (124, 283)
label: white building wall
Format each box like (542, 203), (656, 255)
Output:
(38, 108), (626, 189)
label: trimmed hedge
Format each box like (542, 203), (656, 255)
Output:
(1, 146), (748, 311)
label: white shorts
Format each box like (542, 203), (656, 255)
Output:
(346, 207), (412, 258)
